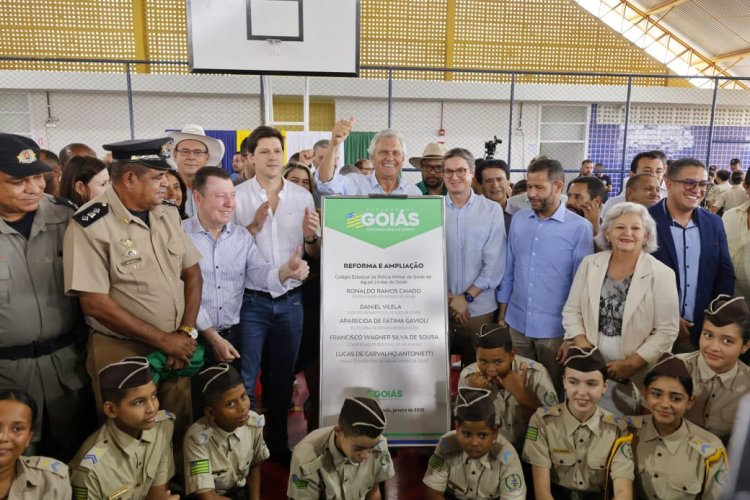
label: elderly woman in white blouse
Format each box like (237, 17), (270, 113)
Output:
(562, 202), (679, 415)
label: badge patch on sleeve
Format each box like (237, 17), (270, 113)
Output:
(189, 459), (210, 476)
(72, 485), (88, 500)
(525, 426), (538, 441)
(503, 473), (523, 491)
(428, 453), (444, 471)
(620, 442), (633, 460)
(292, 473), (309, 489)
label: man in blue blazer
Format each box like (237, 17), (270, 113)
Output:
(648, 158), (735, 347)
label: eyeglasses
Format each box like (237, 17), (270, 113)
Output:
(176, 148), (208, 157)
(443, 168), (469, 178)
(670, 178), (712, 191)
(420, 165), (443, 173)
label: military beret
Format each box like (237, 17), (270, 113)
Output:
(99, 356), (152, 390)
(455, 387), (495, 423)
(474, 323), (512, 350)
(340, 397), (386, 432)
(102, 137), (173, 170)
(648, 353), (691, 380)
(705, 294), (750, 327)
(564, 346), (607, 374)
(0, 133), (52, 178)
(195, 363), (243, 395)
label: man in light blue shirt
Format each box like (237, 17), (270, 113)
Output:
(444, 148), (507, 366)
(315, 118), (422, 196)
(497, 158), (593, 395)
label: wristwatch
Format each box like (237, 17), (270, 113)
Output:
(463, 292), (475, 303)
(178, 325), (198, 340)
(304, 234), (319, 244)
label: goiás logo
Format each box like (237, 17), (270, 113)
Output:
(367, 389), (404, 399)
(346, 208), (419, 231)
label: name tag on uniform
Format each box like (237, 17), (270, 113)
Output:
(107, 485), (133, 499)
(551, 448), (571, 454)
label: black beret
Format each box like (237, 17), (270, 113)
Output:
(340, 397), (386, 432)
(0, 133), (52, 177)
(99, 356), (152, 390)
(705, 294), (750, 327)
(195, 363), (243, 395)
(474, 323), (512, 350)
(455, 387), (495, 422)
(103, 137), (173, 170)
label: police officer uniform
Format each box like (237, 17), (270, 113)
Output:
(458, 325), (558, 448)
(0, 133), (86, 456)
(522, 347), (634, 499)
(424, 387), (526, 499)
(63, 138), (202, 439)
(69, 357), (175, 500)
(8, 456), (71, 499)
(628, 354), (728, 500)
(183, 364), (270, 499)
(287, 397), (395, 499)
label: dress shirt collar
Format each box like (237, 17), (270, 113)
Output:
(106, 186), (165, 228)
(446, 190), (476, 209)
(696, 353), (738, 384)
(640, 415), (689, 455)
(211, 421), (241, 447)
(15, 458), (41, 488)
(106, 418), (155, 456)
(461, 450), (493, 469)
(184, 215), (234, 237)
(368, 172), (406, 193)
(561, 402), (602, 437)
(527, 199), (567, 223)
(249, 176), (289, 199)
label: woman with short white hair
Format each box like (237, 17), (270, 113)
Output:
(563, 202), (680, 415)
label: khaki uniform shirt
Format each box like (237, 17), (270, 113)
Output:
(183, 412), (269, 495)
(679, 351), (750, 441)
(0, 195), (86, 438)
(459, 356), (558, 447)
(63, 188), (202, 338)
(422, 430), (526, 499)
(9, 456), (70, 500)
(722, 201), (750, 302)
(69, 411), (175, 499)
(287, 426), (394, 499)
(522, 403), (634, 493)
(628, 414), (728, 500)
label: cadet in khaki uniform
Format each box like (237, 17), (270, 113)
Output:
(63, 138), (202, 443)
(459, 324), (558, 449)
(69, 357), (177, 500)
(678, 295), (750, 443)
(0, 388), (70, 499)
(288, 397), (394, 499)
(0, 133), (86, 459)
(628, 354), (728, 500)
(424, 387), (526, 499)
(523, 346), (634, 500)
(184, 364), (269, 499)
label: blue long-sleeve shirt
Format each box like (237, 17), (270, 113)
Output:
(497, 203), (593, 338)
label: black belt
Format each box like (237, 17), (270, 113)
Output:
(216, 325), (239, 336)
(245, 287), (300, 301)
(0, 332), (75, 360)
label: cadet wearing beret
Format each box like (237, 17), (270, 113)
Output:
(522, 346), (634, 500)
(459, 324), (558, 449)
(679, 294), (750, 442)
(63, 138), (203, 446)
(424, 387), (526, 499)
(69, 357), (177, 500)
(288, 397), (394, 499)
(0, 133), (86, 460)
(627, 354), (728, 500)
(184, 364), (269, 499)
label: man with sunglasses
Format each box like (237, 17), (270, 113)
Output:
(649, 158), (735, 348)
(409, 143), (448, 195)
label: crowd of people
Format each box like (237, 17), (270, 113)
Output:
(1, 114), (749, 499)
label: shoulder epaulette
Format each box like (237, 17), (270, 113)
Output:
(53, 196), (78, 211)
(79, 445), (108, 470)
(539, 404), (563, 417)
(192, 428), (212, 445)
(689, 436), (721, 458)
(620, 415), (644, 430)
(155, 410), (175, 422)
(463, 364), (477, 375)
(299, 454), (325, 477)
(437, 432), (463, 456)
(246, 412), (265, 428)
(490, 440), (516, 465)
(73, 202), (109, 227)
(25, 456), (68, 477)
(372, 437), (387, 453)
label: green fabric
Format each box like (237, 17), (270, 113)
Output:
(147, 342), (205, 384)
(343, 131), (375, 165)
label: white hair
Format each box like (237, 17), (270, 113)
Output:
(367, 129), (407, 160)
(596, 202), (658, 253)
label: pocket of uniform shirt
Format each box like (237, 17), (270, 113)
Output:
(167, 238), (186, 256)
(0, 262), (9, 305)
(667, 474), (701, 495)
(550, 449), (576, 468)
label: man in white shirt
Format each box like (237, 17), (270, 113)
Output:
(712, 170), (749, 214)
(233, 126), (321, 465)
(315, 118), (422, 196)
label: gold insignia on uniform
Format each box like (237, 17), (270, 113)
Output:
(551, 449), (571, 454)
(161, 140), (173, 159)
(119, 238), (138, 258)
(16, 149), (37, 164)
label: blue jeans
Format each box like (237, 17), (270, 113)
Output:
(239, 288), (303, 451)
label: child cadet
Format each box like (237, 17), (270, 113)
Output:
(459, 324), (558, 449)
(0, 388), (70, 499)
(69, 357), (177, 500)
(627, 353), (728, 500)
(183, 363), (269, 499)
(423, 387), (526, 499)
(522, 346), (634, 500)
(679, 294), (750, 443)
(287, 397), (394, 499)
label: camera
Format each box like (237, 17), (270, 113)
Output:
(484, 136), (503, 160)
